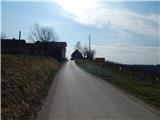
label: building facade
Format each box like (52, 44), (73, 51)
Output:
(1, 39), (67, 62)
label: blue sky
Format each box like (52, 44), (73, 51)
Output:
(1, 0), (160, 64)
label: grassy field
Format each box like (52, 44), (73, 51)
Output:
(1, 55), (61, 120)
(75, 59), (160, 111)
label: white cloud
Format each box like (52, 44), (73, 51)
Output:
(55, 0), (160, 38)
(93, 44), (159, 64)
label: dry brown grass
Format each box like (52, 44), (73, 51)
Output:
(1, 55), (60, 120)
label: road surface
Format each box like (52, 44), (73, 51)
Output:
(37, 61), (160, 120)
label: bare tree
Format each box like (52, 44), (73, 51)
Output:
(74, 41), (96, 60)
(82, 45), (88, 58)
(75, 42), (82, 52)
(82, 45), (96, 60)
(29, 23), (58, 42)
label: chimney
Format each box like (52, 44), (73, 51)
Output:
(19, 31), (21, 40)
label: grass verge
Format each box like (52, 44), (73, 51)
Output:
(1, 55), (61, 120)
(75, 59), (160, 111)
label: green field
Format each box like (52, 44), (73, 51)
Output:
(75, 60), (160, 111)
(1, 55), (61, 120)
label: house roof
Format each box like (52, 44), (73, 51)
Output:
(73, 50), (81, 54)
(71, 50), (83, 56)
(1, 39), (67, 48)
(1, 39), (26, 46)
(34, 41), (67, 48)
(54, 42), (67, 47)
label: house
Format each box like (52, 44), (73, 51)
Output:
(1, 39), (67, 62)
(95, 57), (105, 66)
(1, 38), (27, 54)
(27, 41), (67, 61)
(71, 49), (83, 59)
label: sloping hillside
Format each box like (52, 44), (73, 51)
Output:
(1, 55), (61, 120)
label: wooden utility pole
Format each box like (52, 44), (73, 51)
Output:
(88, 34), (91, 53)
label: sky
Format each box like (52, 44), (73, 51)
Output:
(1, 0), (160, 65)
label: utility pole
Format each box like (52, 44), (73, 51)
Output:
(19, 31), (21, 40)
(88, 34), (91, 53)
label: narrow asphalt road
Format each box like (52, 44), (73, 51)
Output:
(37, 61), (160, 120)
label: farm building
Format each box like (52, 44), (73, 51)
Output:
(1, 39), (67, 62)
(1, 38), (27, 54)
(71, 49), (83, 59)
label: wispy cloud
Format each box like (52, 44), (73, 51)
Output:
(93, 44), (159, 64)
(55, 0), (160, 38)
